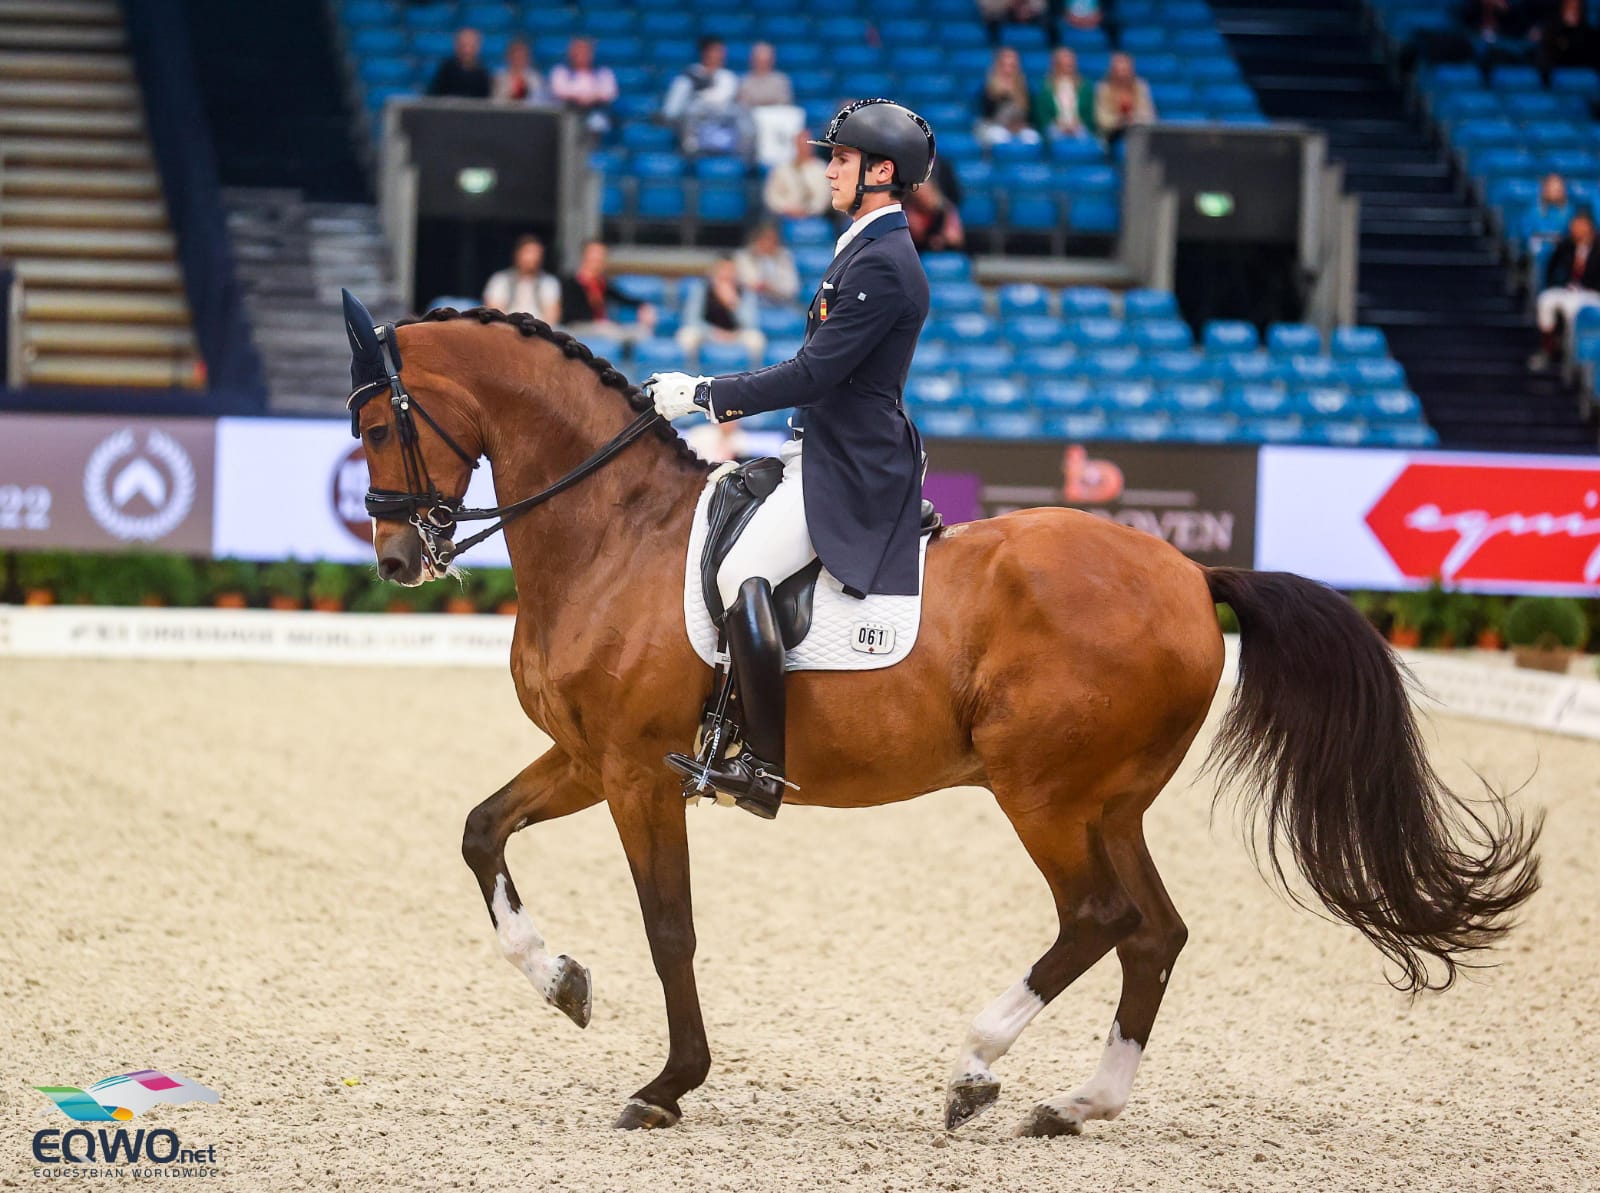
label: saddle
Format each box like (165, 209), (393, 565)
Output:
(697, 456), (942, 649)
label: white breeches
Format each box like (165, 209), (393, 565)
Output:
(1535, 286), (1600, 332)
(716, 438), (816, 610)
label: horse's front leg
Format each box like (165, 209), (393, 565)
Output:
(461, 748), (603, 1026)
(606, 773), (710, 1130)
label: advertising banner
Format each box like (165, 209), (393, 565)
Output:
(213, 418), (513, 565)
(1256, 445), (1600, 595)
(0, 414), (215, 553)
(924, 439), (1258, 567)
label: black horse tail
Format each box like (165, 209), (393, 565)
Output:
(1204, 567), (1543, 993)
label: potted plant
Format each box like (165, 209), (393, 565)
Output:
(1474, 595), (1508, 651)
(383, 581), (444, 614)
(14, 551), (82, 605)
(1505, 595), (1589, 672)
(1434, 589), (1476, 650)
(443, 573), (479, 615)
(477, 567), (518, 615)
(207, 557), (260, 608)
(85, 553), (197, 608)
(261, 559), (308, 611)
(348, 580), (392, 614)
(310, 561), (359, 612)
(1385, 588), (1433, 649)
(1346, 590), (1390, 637)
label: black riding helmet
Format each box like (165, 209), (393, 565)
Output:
(810, 98), (936, 214)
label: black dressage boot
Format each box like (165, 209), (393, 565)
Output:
(665, 577), (792, 819)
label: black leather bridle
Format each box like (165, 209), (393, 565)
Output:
(346, 320), (663, 571)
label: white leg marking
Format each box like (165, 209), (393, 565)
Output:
(1039, 1020), (1144, 1125)
(950, 978), (1047, 1084)
(491, 873), (560, 1002)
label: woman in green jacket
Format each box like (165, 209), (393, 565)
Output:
(1034, 46), (1096, 140)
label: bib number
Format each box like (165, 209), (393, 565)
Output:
(851, 622), (895, 654)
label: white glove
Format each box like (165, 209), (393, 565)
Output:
(644, 372), (714, 421)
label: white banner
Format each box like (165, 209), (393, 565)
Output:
(212, 418), (512, 566)
(1256, 446), (1600, 596)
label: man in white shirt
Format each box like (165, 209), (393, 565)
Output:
(663, 37), (740, 122)
(481, 234), (561, 323)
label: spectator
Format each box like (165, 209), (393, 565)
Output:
(1065, 0), (1101, 31)
(1034, 46), (1096, 140)
(905, 180), (966, 253)
(763, 128), (832, 217)
(1094, 52), (1156, 144)
(549, 37), (618, 137)
(1538, 0), (1600, 73)
(977, 47), (1041, 147)
(733, 223), (801, 306)
(559, 240), (658, 343)
(427, 27), (491, 99)
(1462, 0), (1536, 71)
(1531, 208), (1600, 367)
(482, 234), (561, 322)
(664, 36), (749, 156)
(492, 38), (546, 104)
(684, 419), (759, 465)
(1519, 172), (1573, 247)
(738, 42), (794, 109)
(676, 256), (767, 363)
(976, 0), (1063, 49)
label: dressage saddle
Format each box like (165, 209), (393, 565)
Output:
(698, 456), (941, 647)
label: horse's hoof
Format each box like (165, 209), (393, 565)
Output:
(613, 1098), (680, 1130)
(944, 1077), (1001, 1131)
(548, 955), (591, 1028)
(1017, 1103), (1084, 1139)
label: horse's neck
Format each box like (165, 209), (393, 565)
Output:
(478, 363), (703, 640)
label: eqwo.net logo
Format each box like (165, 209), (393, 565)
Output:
(34, 1070), (218, 1121)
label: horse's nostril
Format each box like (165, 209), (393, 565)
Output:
(378, 556), (403, 580)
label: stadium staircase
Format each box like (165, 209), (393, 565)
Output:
(1213, 0), (1597, 450)
(0, 0), (200, 388)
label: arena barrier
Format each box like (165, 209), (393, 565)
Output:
(2, 605), (1596, 742)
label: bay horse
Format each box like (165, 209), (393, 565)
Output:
(343, 302), (1541, 1136)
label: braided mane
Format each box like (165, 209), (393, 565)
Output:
(399, 306), (710, 472)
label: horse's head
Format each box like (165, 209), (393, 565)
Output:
(343, 289), (482, 585)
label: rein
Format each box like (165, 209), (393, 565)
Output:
(346, 321), (663, 569)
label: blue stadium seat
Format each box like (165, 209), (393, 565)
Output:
(970, 376), (1024, 409)
(1059, 286), (1115, 317)
(1203, 319), (1259, 354)
(1239, 416), (1306, 444)
(600, 182), (625, 218)
(922, 253), (971, 283)
(1227, 385), (1292, 417)
(344, 0), (393, 26)
(1220, 353), (1286, 385)
(1016, 345), (1077, 376)
(782, 216), (833, 246)
(1304, 421), (1370, 447)
(1034, 379), (1096, 410)
(1287, 355), (1340, 386)
(1168, 415), (1243, 444)
(1007, 195), (1061, 231)
(977, 410), (1047, 439)
(1068, 196), (1120, 234)
(937, 282), (989, 316)
(1109, 413), (1174, 442)
(621, 124), (676, 152)
(1131, 319), (1192, 351)
(1048, 135), (1106, 164)
(1267, 322), (1323, 355)
(1551, 67), (1600, 95)
(1045, 411), (1111, 439)
(961, 191), (1000, 229)
(700, 340), (757, 372)
(1367, 423), (1439, 447)
(920, 408), (981, 438)
(910, 341), (952, 374)
(359, 57), (415, 86)
(404, 5), (454, 30)
(1122, 289), (1179, 320)
(1004, 315), (1066, 347)
(1363, 388), (1424, 422)
(991, 139), (1045, 165)
(1151, 81), (1197, 111)
(351, 27), (407, 55)
(1081, 347), (1141, 380)
(411, 29), (455, 58)
(1122, 26), (1169, 51)
(908, 375), (963, 407)
(636, 182), (686, 219)
(1183, 56), (1239, 83)
(793, 247), (833, 280)
(1145, 350), (1213, 383)
(1298, 387), (1358, 419)
(951, 343), (1015, 373)
(1070, 317), (1131, 349)
(1163, 382), (1226, 415)
(933, 313), (990, 344)
(641, 11), (695, 36)
(695, 156), (747, 180)
(1350, 357), (1407, 389)
(461, 4), (515, 32)
(632, 338), (687, 375)
(757, 306), (806, 338)
(1100, 381), (1159, 413)
(1330, 326), (1390, 358)
(613, 275), (668, 306)
(696, 182), (747, 222)
(997, 283), (1051, 316)
(1490, 64), (1544, 91)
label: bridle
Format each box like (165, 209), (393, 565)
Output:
(346, 320), (662, 571)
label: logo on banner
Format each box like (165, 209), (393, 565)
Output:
(1061, 444), (1234, 554)
(83, 430), (196, 542)
(1364, 461), (1600, 587)
(331, 446), (375, 545)
(29, 1069), (220, 1178)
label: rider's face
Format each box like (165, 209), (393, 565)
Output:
(824, 146), (858, 214)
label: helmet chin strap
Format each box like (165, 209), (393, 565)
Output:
(849, 155), (896, 214)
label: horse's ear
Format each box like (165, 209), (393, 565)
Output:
(342, 288), (384, 389)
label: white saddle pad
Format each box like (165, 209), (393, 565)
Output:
(682, 469), (929, 672)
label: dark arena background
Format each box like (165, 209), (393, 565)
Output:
(1, 0), (1597, 1189)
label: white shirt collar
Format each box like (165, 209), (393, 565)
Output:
(834, 202), (903, 255)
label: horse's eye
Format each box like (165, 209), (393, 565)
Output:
(366, 424), (390, 446)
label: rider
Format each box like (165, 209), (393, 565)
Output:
(646, 98), (935, 820)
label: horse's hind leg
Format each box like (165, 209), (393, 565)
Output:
(461, 748), (603, 1027)
(1018, 812), (1187, 1138)
(945, 805), (1139, 1130)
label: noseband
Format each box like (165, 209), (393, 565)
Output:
(346, 321), (662, 570)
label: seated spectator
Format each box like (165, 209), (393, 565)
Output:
(1538, 0), (1600, 74)
(1463, 0), (1536, 71)
(1065, 0), (1100, 31)
(733, 223), (801, 306)
(738, 42), (794, 109)
(1531, 208), (1600, 367)
(482, 233), (561, 322)
(977, 47), (1041, 147)
(1519, 172), (1573, 247)
(763, 128), (832, 218)
(560, 240), (658, 343)
(549, 37), (618, 137)
(906, 180), (965, 253)
(427, 27), (491, 99)
(976, 0), (1063, 50)
(664, 37), (750, 157)
(676, 256), (767, 363)
(1034, 46), (1095, 140)
(492, 38), (546, 104)
(1095, 53), (1156, 145)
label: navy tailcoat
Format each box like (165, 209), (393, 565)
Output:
(708, 211), (930, 597)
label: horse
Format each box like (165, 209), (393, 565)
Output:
(341, 300), (1541, 1136)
